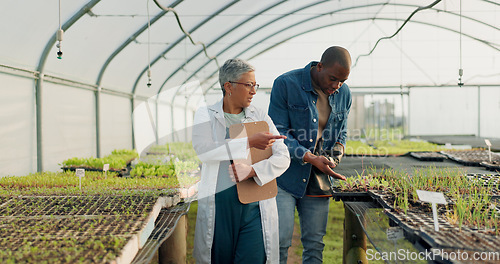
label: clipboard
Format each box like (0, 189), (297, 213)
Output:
(229, 121), (277, 204)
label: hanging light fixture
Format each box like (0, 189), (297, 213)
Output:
(146, 0), (152, 87)
(56, 0), (63, 59)
(458, 0), (464, 87)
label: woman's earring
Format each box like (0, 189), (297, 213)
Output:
(229, 92), (232, 97)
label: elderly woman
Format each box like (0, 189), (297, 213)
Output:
(192, 58), (290, 264)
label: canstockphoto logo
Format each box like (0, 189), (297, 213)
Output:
(366, 249), (436, 261)
(367, 249), (500, 262)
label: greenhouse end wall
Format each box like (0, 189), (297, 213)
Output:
(408, 86), (500, 138)
(0, 73), (37, 176)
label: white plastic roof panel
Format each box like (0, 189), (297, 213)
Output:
(152, 0), (387, 95)
(178, 1), (409, 91)
(129, 1), (242, 96)
(0, 0), (88, 69)
(47, 0), (167, 84)
(1, 0), (497, 91)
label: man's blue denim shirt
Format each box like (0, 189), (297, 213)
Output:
(268, 61), (352, 198)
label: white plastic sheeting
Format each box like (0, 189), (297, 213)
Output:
(479, 87), (500, 139)
(0, 74), (36, 176)
(43, 82), (96, 172)
(408, 86), (500, 138)
(133, 98), (158, 156)
(133, 80), (200, 155)
(100, 94), (133, 155)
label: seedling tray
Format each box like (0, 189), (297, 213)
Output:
(466, 173), (500, 186)
(0, 236), (131, 264)
(62, 166), (130, 177)
(132, 202), (191, 264)
(480, 161), (500, 172)
(409, 151), (446, 162)
(419, 227), (500, 252)
(374, 187), (497, 223)
(0, 194), (181, 264)
(384, 208), (500, 253)
(441, 150), (500, 167)
(370, 190), (400, 210)
(369, 190), (455, 211)
(0, 195), (158, 217)
(465, 173), (500, 198)
(331, 190), (372, 202)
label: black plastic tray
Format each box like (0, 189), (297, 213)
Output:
(409, 151), (446, 162)
(62, 166), (130, 177)
(480, 161), (500, 172)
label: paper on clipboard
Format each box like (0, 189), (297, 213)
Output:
(229, 121), (277, 204)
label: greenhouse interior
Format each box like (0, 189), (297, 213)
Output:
(1, 0), (499, 263)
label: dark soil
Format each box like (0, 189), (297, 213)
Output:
(0, 194), (164, 263)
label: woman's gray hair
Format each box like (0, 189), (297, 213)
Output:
(219, 58), (255, 96)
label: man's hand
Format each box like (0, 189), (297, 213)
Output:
(228, 163), (256, 182)
(248, 132), (287, 150)
(303, 152), (346, 181)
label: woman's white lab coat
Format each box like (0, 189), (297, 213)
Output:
(192, 99), (290, 264)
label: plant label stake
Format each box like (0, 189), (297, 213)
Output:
(485, 139), (492, 162)
(386, 227), (404, 241)
(103, 164), (109, 178)
(75, 169), (85, 191)
(387, 226), (404, 256)
(416, 190), (447, 231)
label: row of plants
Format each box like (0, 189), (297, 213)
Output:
(58, 143), (200, 179)
(129, 142), (200, 178)
(0, 216), (143, 237)
(129, 160), (199, 178)
(344, 139), (447, 156)
(336, 167), (499, 233)
(0, 196), (157, 217)
(0, 170), (198, 196)
(442, 149), (500, 164)
(0, 143), (201, 263)
(0, 236), (128, 264)
(373, 139), (447, 155)
(147, 142), (200, 163)
(0, 169), (192, 263)
(60, 149), (139, 171)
